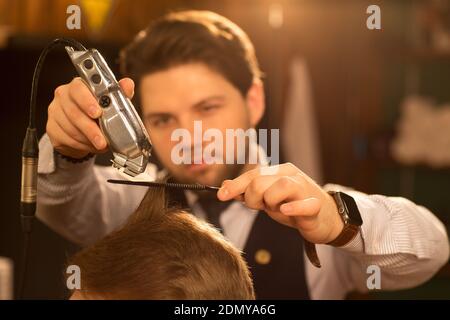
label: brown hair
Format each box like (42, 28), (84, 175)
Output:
(120, 10), (262, 97)
(66, 185), (255, 300)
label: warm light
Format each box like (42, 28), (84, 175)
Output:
(268, 3), (284, 29)
(79, 0), (115, 35)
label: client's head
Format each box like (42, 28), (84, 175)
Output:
(66, 185), (255, 299)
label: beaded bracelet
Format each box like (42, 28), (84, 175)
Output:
(54, 150), (95, 163)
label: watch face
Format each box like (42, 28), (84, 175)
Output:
(341, 192), (363, 226)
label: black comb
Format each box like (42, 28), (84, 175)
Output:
(107, 179), (220, 191)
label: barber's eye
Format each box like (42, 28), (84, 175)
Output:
(151, 116), (173, 128)
(200, 104), (219, 113)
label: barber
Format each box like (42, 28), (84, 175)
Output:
(37, 10), (449, 299)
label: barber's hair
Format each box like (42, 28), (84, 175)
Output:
(120, 10), (262, 97)
(67, 185), (255, 299)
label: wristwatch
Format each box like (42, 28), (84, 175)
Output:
(304, 191), (363, 268)
(326, 191), (363, 247)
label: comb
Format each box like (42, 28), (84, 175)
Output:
(107, 179), (220, 191)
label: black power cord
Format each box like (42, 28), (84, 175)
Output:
(19, 38), (86, 299)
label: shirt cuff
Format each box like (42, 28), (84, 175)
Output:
(38, 133), (95, 183)
(338, 229), (365, 253)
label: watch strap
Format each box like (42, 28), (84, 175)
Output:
(304, 240), (321, 268)
(326, 223), (360, 247)
(326, 191), (361, 247)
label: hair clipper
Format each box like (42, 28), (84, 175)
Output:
(65, 46), (152, 177)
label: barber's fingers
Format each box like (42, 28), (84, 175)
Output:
(48, 99), (91, 146)
(47, 77), (136, 159)
(279, 198), (321, 218)
(241, 175), (279, 210)
(218, 163), (301, 201)
(46, 117), (98, 158)
(66, 77), (134, 118)
(222, 173), (317, 216)
(261, 177), (305, 210)
(279, 198), (322, 233)
(57, 87), (107, 151)
(261, 177), (321, 232)
(66, 78), (102, 119)
(261, 177), (321, 226)
(119, 77), (135, 99)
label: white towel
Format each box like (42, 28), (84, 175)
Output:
(282, 58), (323, 183)
(391, 95), (450, 168)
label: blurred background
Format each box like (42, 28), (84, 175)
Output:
(0, 0), (449, 299)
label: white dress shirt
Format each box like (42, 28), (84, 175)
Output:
(36, 134), (449, 299)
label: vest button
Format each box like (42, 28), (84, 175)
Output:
(255, 249), (271, 265)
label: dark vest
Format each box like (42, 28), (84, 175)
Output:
(167, 188), (310, 300)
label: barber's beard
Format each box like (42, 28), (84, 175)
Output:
(192, 162), (254, 201)
(170, 161), (246, 186)
(167, 123), (258, 187)
(164, 154), (256, 202)
(183, 137), (257, 185)
(217, 162), (247, 184)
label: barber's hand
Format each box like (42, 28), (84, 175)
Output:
(46, 77), (135, 159)
(217, 163), (344, 244)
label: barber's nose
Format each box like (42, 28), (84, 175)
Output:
(177, 117), (193, 136)
(176, 117), (199, 147)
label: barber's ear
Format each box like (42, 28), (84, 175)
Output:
(245, 80), (265, 127)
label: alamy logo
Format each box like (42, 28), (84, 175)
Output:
(66, 265), (81, 290)
(366, 265), (381, 290)
(366, 5), (381, 30)
(66, 5), (81, 30)
(171, 121), (280, 166)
